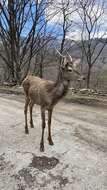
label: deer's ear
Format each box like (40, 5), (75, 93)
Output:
(61, 57), (67, 68)
(67, 52), (73, 63)
(73, 58), (81, 69)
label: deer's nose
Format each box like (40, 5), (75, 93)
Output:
(77, 76), (86, 81)
(81, 76), (86, 80)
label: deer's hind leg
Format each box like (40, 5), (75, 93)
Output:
(29, 100), (34, 128)
(40, 107), (46, 152)
(47, 109), (54, 145)
(24, 97), (30, 134)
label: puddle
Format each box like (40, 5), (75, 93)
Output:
(30, 155), (59, 170)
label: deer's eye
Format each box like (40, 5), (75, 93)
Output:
(68, 67), (73, 72)
(68, 69), (73, 72)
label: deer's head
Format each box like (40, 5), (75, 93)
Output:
(56, 49), (85, 81)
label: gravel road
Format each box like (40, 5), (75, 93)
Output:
(0, 93), (107, 190)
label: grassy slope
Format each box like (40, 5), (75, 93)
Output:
(64, 93), (107, 108)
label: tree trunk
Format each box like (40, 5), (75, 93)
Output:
(39, 52), (44, 78)
(15, 66), (21, 84)
(39, 62), (43, 78)
(8, 0), (16, 83)
(9, 67), (15, 83)
(87, 66), (91, 89)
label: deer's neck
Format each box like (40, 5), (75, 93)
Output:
(56, 79), (70, 97)
(52, 72), (70, 103)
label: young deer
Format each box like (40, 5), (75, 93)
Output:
(22, 51), (85, 152)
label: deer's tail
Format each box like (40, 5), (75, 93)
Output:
(22, 77), (30, 97)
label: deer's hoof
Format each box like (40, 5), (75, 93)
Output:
(40, 146), (44, 152)
(30, 124), (34, 128)
(48, 137), (54, 145)
(40, 144), (44, 152)
(25, 129), (29, 134)
(49, 141), (54, 146)
(48, 138), (54, 146)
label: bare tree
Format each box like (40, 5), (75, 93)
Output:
(33, 24), (56, 78)
(0, 0), (53, 84)
(76, 0), (107, 88)
(49, 0), (77, 61)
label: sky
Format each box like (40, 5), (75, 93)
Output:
(1, 0), (107, 40)
(46, 0), (107, 40)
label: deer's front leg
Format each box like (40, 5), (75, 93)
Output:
(29, 101), (34, 128)
(48, 109), (54, 145)
(40, 108), (46, 152)
(24, 97), (29, 134)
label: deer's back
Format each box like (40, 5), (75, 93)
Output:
(23, 75), (55, 106)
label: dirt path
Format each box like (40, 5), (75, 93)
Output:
(0, 94), (107, 190)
